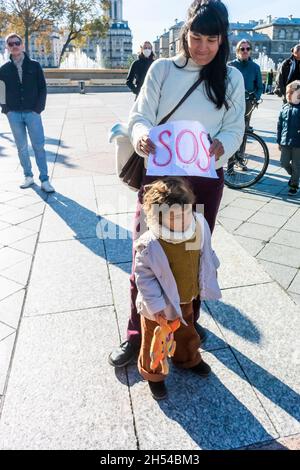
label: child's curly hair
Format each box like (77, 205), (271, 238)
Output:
(142, 177), (195, 223)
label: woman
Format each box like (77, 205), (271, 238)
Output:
(109, 0), (245, 368)
(126, 41), (155, 98)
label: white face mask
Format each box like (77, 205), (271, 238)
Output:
(290, 90), (300, 105)
(143, 48), (152, 58)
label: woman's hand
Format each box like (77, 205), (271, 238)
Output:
(138, 135), (156, 156)
(209, 139), (224, 161)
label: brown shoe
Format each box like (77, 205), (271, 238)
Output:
(148, 381), (168, 400)
(190, 360), (211, 377)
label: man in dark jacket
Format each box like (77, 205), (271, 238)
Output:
(228, 39), (263, 129)
(0, 33), (54, 192)
(275, 44), (300, 101)
(126, 41), (154, 98)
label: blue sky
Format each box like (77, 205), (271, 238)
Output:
(123, 0), (299, 52)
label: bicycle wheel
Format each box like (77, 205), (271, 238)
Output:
(224, 131), (269, 189)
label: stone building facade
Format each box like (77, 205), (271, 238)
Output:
(154, 15), (300, 68)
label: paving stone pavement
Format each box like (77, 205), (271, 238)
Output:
(0, 93), (299, 450)
(218, 95), (300, 307)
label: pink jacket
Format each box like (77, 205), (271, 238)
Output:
(134, 213), (221, 323)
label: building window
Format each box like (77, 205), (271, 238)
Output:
(278, 43), (285, 53)
(293, 30), (299, 40)
(278, 29), (286, 39)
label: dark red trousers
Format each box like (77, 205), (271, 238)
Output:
(127, 168), (224, 347)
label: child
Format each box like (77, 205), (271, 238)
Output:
(277, 80), (300, 196)
(134, 177), (221, 400)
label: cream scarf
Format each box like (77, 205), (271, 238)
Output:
(150, 215), (197, 244)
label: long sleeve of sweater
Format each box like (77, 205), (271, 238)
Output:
(128, 57), (245, 168)
(214, 67), (245, 167)
(128, 58), (169, 157)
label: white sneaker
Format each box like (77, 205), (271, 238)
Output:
(20, 176), (34, 189)
(41, 180), (55, 193)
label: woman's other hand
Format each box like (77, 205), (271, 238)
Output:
(138, 135), (156, 156)
(209, 138), (224, 161)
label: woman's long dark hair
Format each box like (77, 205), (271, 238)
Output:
(177, 0), (230, 110)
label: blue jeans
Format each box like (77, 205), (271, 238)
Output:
(7, 111), (49, 182)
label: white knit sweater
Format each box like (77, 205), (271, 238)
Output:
(128, 54), (245, 169)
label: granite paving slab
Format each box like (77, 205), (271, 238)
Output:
(0, 207), (42, 226)
(234, 223), (279, 242)
(218, 206), (257, 222)
(270, 230), (300, 250)
(0, 322), (14, 342)
(24, 238), (112, 316)
(39, 199), (99, 242)
(233, 236), (265, 257)
(213, 225), (271, 289)
(1, 258), (32, 287)
(128, 349), (277, 450)
(99, 213), (134, 265)
(0, 247), (30, 271)
(0, 276), (23, 302)
(0, 333), (16, 395)
(258, 260), (298, 290)
(206, 282), (300, 436)
(218, 217), (243, 233)
(0, 307), (136, 450)
(0, 226), (34, 247)
(0, 290), (25, 329)
(247, 212), (289, 229)
(95, 185), (137, 216)
(10, 233), (38, 255)
(257, 243), (300, 269)
(289, 272), (300, 295)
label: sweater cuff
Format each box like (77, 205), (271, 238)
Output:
(132, 122), (152, 157)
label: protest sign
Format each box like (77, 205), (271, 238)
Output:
(147, 120), (218, 179)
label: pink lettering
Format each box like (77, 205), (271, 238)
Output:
(176, 130), (198, 164)
(197, 131), (211, 171)
(153, 130), (173, 167)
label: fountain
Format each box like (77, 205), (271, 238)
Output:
(60, 45), (104, 69)
(254, 52), (276, 71)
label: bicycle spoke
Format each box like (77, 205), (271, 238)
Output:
(224, 132), (269, 189)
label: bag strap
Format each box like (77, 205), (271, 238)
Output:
(158, 77), (203, 125)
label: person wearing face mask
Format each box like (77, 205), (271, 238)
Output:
(275, 44), (300, 102)
(277, 80), (300, 196)
(228, 39), (263, 129)
(126, 41), (155, 98)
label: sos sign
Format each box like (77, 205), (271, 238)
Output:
(147, 120), (218, 179)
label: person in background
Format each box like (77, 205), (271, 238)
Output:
(266, 69), (274, 94)
(229, 39), (263, 129)
(275, 44), (300, 102)
(277, 80), (300, 196)
(0, 33), (55, 192)
(126, 41), (155, 98)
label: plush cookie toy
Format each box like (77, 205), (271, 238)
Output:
(150, 317), (181, 375)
